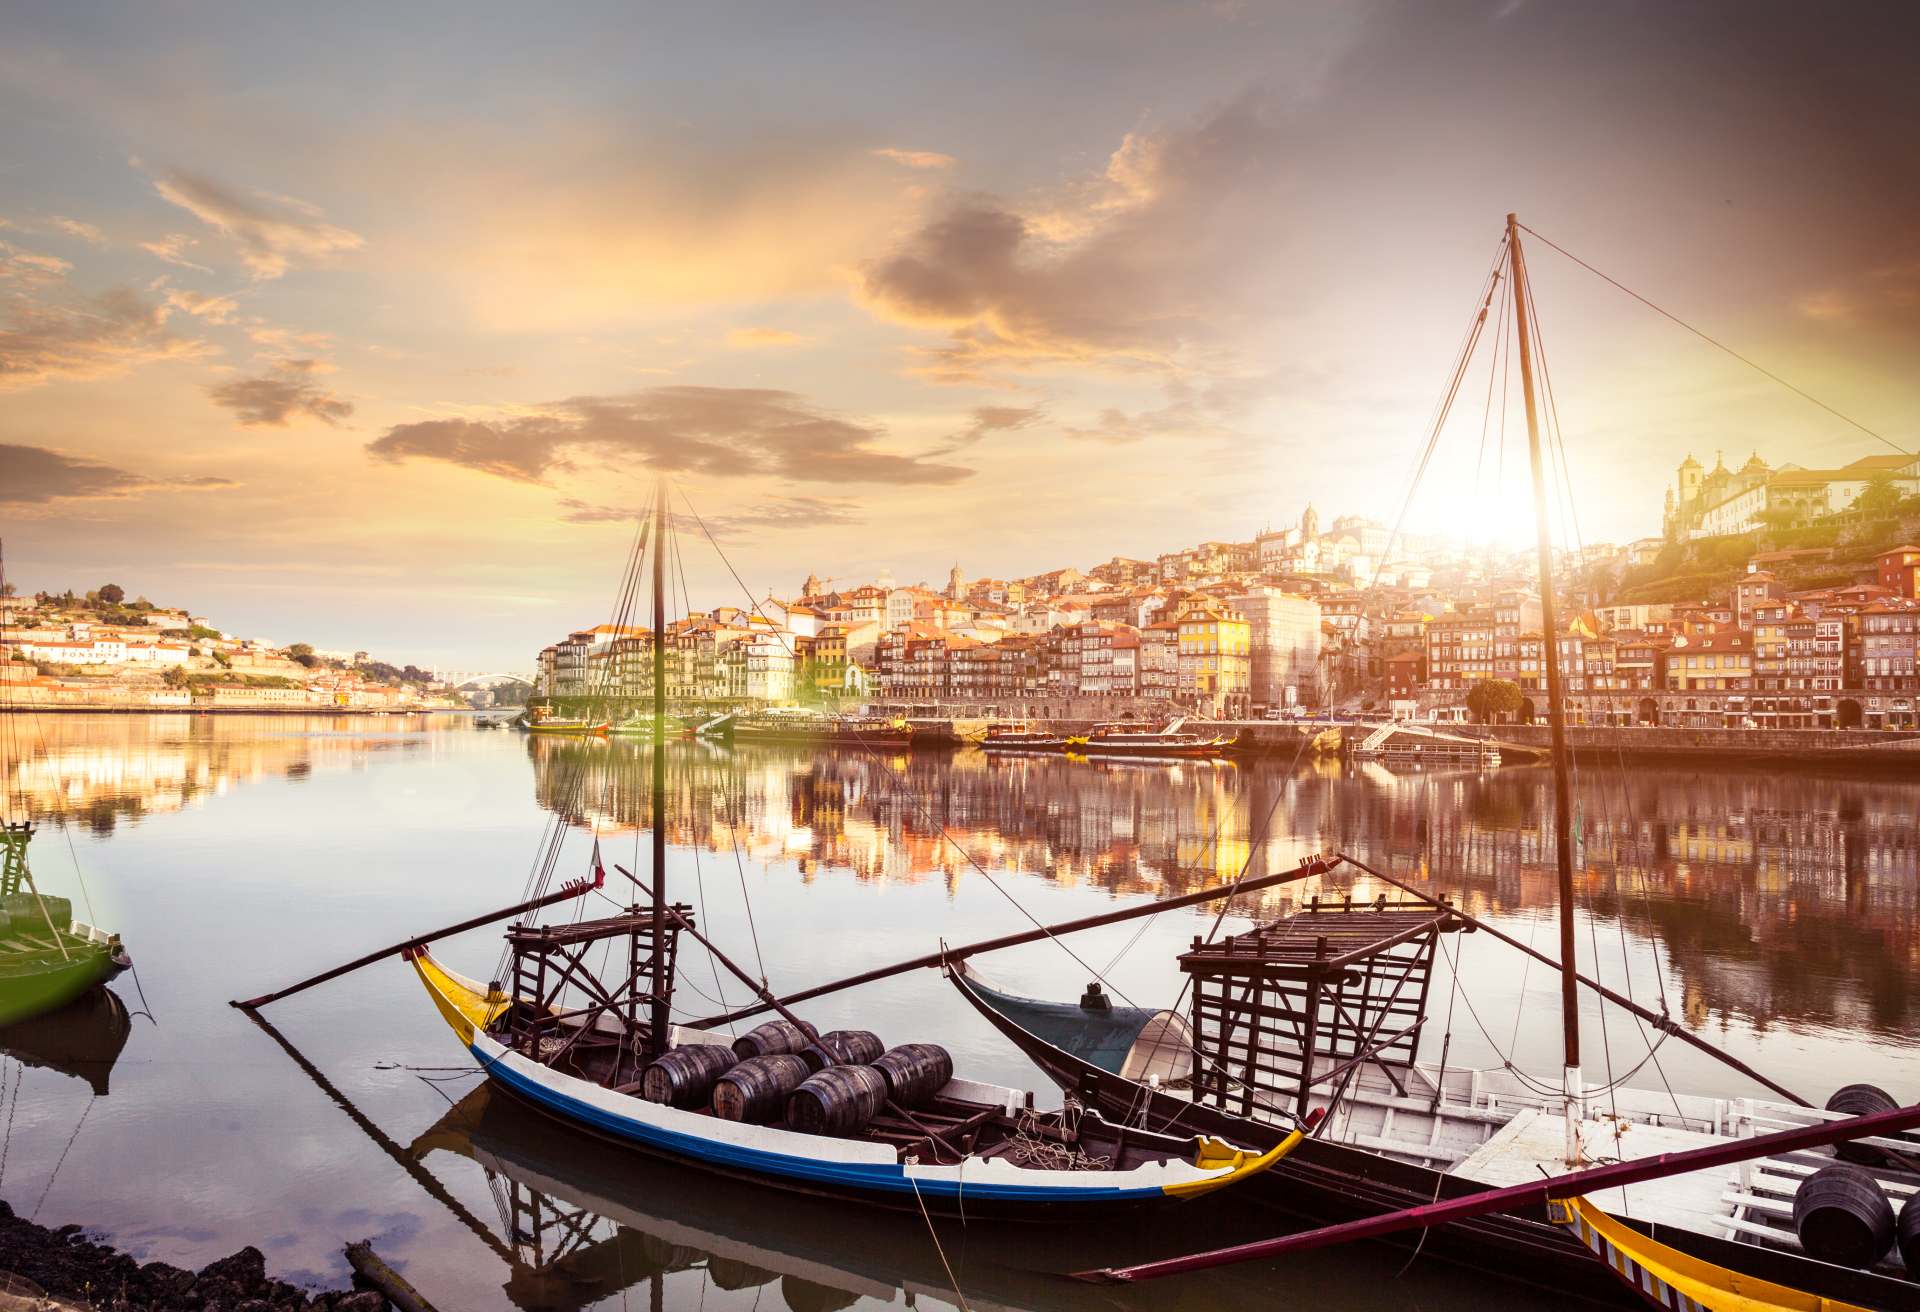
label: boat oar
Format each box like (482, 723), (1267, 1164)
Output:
(1073, 1099), (1920, 1282)
(230, 872), (603, 1011)
(687, 853), (1345, 1029)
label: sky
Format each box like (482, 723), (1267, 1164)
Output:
(2, 0), (1916, 670)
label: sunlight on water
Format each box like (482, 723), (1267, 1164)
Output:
(1, 713), (1916, 1309)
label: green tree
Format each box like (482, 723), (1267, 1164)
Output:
(288, 642), (318, 669)
(162, 665), (189, 689)
(1466, 678), (1525, 725)
(98, 583), (124, 604)
(1857, 472), (1902, 519)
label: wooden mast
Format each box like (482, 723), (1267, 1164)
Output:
(648, 477), (669, 1058)
(1507, 212), (1583, 1163)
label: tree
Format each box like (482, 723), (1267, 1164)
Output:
(288, 642), (318, 669)
(98, 583), (125, 604)
(1857, 472), (1902, 520)
(162, 665), (189, 689)
(1466, 678), (1525, 725)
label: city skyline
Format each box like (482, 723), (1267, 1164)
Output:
(4, 1), (1917, 668)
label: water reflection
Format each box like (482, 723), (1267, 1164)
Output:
(530, 739), (1920, 1037)
(1, 713), (447, 831)
(405, 1082), (1481, 1312)
(0, 986), (131, 1096)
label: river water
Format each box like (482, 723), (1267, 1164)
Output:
(2, 713), (1917, 1310)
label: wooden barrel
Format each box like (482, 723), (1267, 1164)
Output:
(732, 1019), (820, 1060)
(800, 1030), (885, 1073)
(871, 1043), (953, 1107)
(786, 1065), (887, 1136)
(1793, 1163), (1894, 1267)
(640, 1044), (738, 1109)
(713, 1054), (811, 1123)
(1826, 1083), (1900, 1164)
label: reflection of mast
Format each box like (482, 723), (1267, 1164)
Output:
(1507, 213), (1583, 1164)
(238, 1008), (515, 1267)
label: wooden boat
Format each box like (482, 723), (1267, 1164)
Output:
(1550, 1195), (1873, 1312)
(979, 723), (1072, 753)
(411, 1082), (1345, 1312)
(0, 821), (130, 1029)
(410, 945), (1293, 1217)
(1073, 720), (1232, 759)
(949, 959), (1920, 1305)
(731, 715), (913, 750)
(406, 481), (1289, 1221)
(527, 712), (610, 736)
(609, 713), (693, 739)
(938, 218), (1920, 1305)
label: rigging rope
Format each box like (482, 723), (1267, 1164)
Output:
(1517, 223), (1911, 458)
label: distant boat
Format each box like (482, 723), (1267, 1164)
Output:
(526, 707), (611, 736)
(731, 715), (913, 750)
(980, 724), (1072, 753)
(1073, 720), (1232, 759)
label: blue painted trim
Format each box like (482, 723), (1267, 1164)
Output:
(471, 1043), (1168, 1205)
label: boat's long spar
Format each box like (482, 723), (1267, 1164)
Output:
(496, 513), (654, 988)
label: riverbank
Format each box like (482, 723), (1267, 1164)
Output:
(0, 1199), (387, 1310)
(1465, 723), (1920, 769)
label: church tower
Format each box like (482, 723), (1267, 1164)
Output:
(947, 563), (966, 600)
(1301, 503), (1320, 541)
(802, 571), (822, 599)
(1677, 454), (1703, 506)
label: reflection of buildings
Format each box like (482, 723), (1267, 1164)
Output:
(531, 740), (1920, 1037)
(2, 714), (438, 831)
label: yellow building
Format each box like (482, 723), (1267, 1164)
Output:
(1664, 630), (1752, 692)
(1176, 600), (1251, 717)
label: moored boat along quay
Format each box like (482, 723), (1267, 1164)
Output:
(0, 1201), (389, 1311)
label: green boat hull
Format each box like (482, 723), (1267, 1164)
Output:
(0, 943), (119, 1029)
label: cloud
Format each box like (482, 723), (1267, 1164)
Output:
(922, 404), (1043, 457)
(368, 386), (973, 487)
(139, 233), (212, 272)
(857, 96), (1295, 382)
(247, 322), (334, 352)
(151, 170), (364, 280)
(48, 217), (106, 246)
(206, 358), (353, 427)
(0, 443), (235, 504)
(873, 148), (957, 171)
(0, 286), (212, 390)
(726, 327), (814, 349)
(559, 494), (861, 536)
(161, 287), (239, 324)
(0, 240), (71, 287)
(1796, 253), (1920, 335)
(1062, 376), (1269, 445)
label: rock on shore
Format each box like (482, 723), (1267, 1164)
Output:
(0, 1202), (386, 1311)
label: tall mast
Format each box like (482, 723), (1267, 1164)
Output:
(1506, 213), (1583, 1163)
(649, 477), (669, 1056)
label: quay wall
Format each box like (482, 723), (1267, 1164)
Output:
(1464, 723), (1920, 767)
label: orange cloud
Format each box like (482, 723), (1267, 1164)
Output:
(0, 287), (213, 390)
(873, 148), (956, 170)
(726, 326), (814, 348)
(151, 169), (364, 280)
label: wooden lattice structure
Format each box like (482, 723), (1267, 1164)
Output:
(500, 904), (689, 1084)
(1180, 892), (1465, 1119)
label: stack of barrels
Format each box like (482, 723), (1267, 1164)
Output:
(638, 1018), (956, 1139)
(1791, 1084), (1920, 1274)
